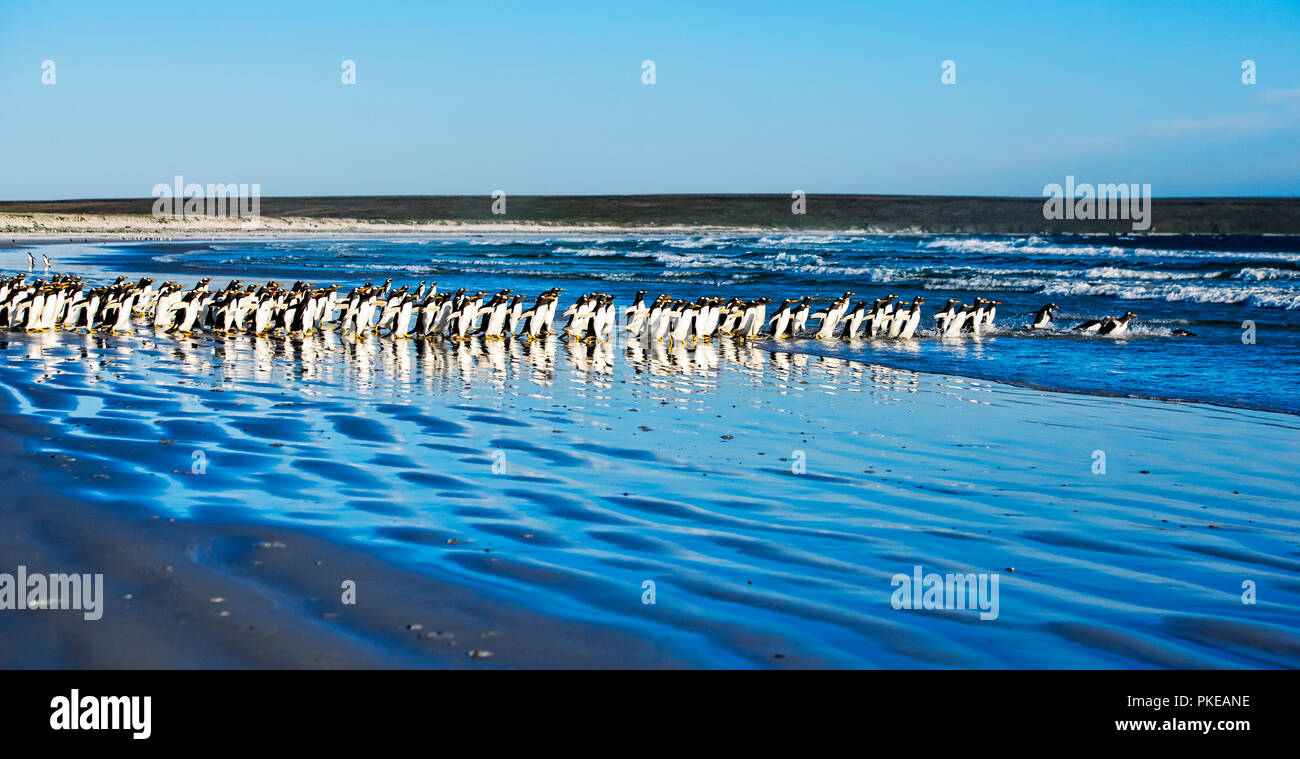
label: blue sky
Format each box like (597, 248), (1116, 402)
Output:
(2, 0), (1298, 199)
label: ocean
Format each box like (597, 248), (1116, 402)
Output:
(44, 232), (1300, 414)
(2, 233), (1298, 668)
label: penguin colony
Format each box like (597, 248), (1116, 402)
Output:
(0, 274), (1141, 340)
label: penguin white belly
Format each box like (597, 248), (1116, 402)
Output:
(899, 310), (921, 339)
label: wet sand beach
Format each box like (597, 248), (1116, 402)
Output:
(2, 323), (1297, 668)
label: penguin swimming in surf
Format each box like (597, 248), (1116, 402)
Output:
(1099, 311), (1136, 336)
(1027, 303), (1059, 329)
(1072, 316), (1112, 333)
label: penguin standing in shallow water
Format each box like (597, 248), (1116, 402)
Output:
(767, 298), (796, 338)
(897, 297), (925, 339)
(932, 299), (961, 335)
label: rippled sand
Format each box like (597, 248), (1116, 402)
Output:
(1, 328), (1298, 667)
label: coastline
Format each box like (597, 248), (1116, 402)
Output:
(5, 192), (1300, 238)
(0, 212), (790, 241)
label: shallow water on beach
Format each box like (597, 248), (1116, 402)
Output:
(2, 326), (1297, 668)
(16, 232), (1300, 414)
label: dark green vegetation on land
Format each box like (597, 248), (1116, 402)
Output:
(3, 194), (1299, 234)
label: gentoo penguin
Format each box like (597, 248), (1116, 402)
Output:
(390, 293), (417, 338)
(26, 251), (35, 270)
(668, 301), (697, 344)
(539, 287), (564, 335)
(932, 299), (961, 335)
(561, 294), (597, 339)
(947, 303), (975, 336)
(452, 292), (487, 339)
(767, 298), (797, 338)
(647, 297), (675, 340)
(516, 293), (558, 339)
(813, 292), (853, 339)
(479, 290), (514, 339)
(869, 295), (898, 337)
(1027, 303), (1059, 329)
(1099, 311), (1136, 336)
(593, 295), (618, 340)
(841, 300), (870, 339)
(983, 300), (1001, 329)
(504, 294), (525, 335)
(715, 299), (743, 335)
(624, 290), (650, 336)
(375, 286), (411, 333)
(1073, 316), (1112, 333)
(42, 254), (52, 271)
(964, 298), (990, 335)
(887, 300), (911, 338)
(738, 297), (772, 338)
(789, 297), (815, 337)
(897, 297), (925, 339)
(108, 291), (137, 332)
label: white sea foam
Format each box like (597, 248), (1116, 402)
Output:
(1233, 266), (1298, 281)
(1040, 281), (1300, 309)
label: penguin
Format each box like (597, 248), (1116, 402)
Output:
(868, 295), (898, 337)
(932, 299), (961, 335)
(561, 294), (597, 339)
(812, 293), (853, 339)
(1073, 316), (1111, 333)
(839, 301), (870, 340)
(452, 292), (487, 339)
(897, 297), (925, 339)
(983, 300), (1001, 329)
(1099, 311), (1136, 336)
(391, 294), (416, 339)
(947, 304), (975, 337)
(480, 290), (514, 339)
(516, 292), (557, 339)
(766, 298), (797, 338)
(593, 295), (618, 340)
(540, 287), (564, 335)
(738, 297), (772, 338)
(668, 301), (697, 344)
(26, 251), (36, 270)
(504, 294), (525, 335)
(789, 297), (815, 337)
(887, 300), (911, 338)
(624, 290), (650, 336)
(690, 298), (715, 341)
(964, 298), (990, 335)
(108, 291), (137, 332)
(715, 299), (743, 336)
(1027, 303), (1059, 329)
(646, 297), (675, 341)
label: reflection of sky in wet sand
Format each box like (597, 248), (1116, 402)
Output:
(3, 328), (1299, 668)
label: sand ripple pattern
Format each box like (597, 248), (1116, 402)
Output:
(1, 329), (1298, 667)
